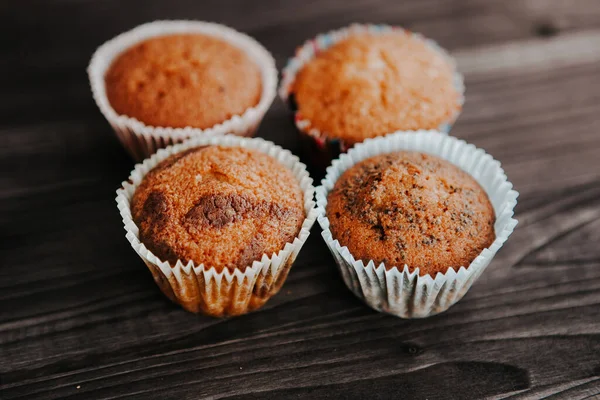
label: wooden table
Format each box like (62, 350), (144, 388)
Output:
(2, 1), (600, 399)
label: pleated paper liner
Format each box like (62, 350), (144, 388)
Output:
(316, 130), (518, 318)
(89, 20), (278, 161)
(279, 23), (464, 173)
(117, 134), (318, 317)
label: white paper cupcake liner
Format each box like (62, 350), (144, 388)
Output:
(89, 20), (278, 161)
(279, 23), (465, 153)
(116, 134), (318, 317)
(316, 130), (518, 318)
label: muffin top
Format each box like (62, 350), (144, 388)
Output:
(291, 32), (460, 145)
(326, 152), (495, 276)
(105, 34), (262, 129)
(132, 145), (305, 271)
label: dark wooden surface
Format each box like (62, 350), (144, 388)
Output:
(2, 1), (600, 399)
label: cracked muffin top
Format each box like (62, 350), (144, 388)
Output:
(131, 145), (305, 270)
(326, 151), (495, 276)
(291, 32), (460, 145)
(105, 34), (262, 129)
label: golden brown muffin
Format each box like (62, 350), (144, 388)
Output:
(131, 146), (304, 270)
(327, 152), (495, 276)
(105, 34), (262, 129)
(292, 33), (460, 145)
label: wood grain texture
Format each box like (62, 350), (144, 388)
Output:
(1, 0), (600, 399)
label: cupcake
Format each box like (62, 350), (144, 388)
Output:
(316, 131), (518, 318)
(280, 24), (464, 170)
(90, 21), (277, 160)
(117, 135), (317, 317)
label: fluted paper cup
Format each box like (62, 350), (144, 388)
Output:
(279, 24), (465, 170)
(316, 130), (518, 318)
(90, 20), (278, 161)
(116, 134), (317, 317)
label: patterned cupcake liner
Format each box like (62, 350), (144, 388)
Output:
(116, 134), (318, 317)
(316, 130), (518, 318)
(89, 20), (278, 161)
(279, 24), (465, 170)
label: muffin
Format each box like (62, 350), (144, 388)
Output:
(326, 151), (495, 277)
(316, 131), (518, 318)
(131, 145), (304, 270)
(90, 21), (277, 160)
(280, 24), (463, 171)
(118, 135), (317, 317)
(105, 34), (262, 130)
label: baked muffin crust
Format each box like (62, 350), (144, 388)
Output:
(326, 152), (495, 276)
(292, 33), (460, 145)
(105, 34), (262, 129)
(132, 146), (304, 270)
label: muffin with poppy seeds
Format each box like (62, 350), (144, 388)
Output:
(317, 131), (518, 318)
(326, 151), (495, 276)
